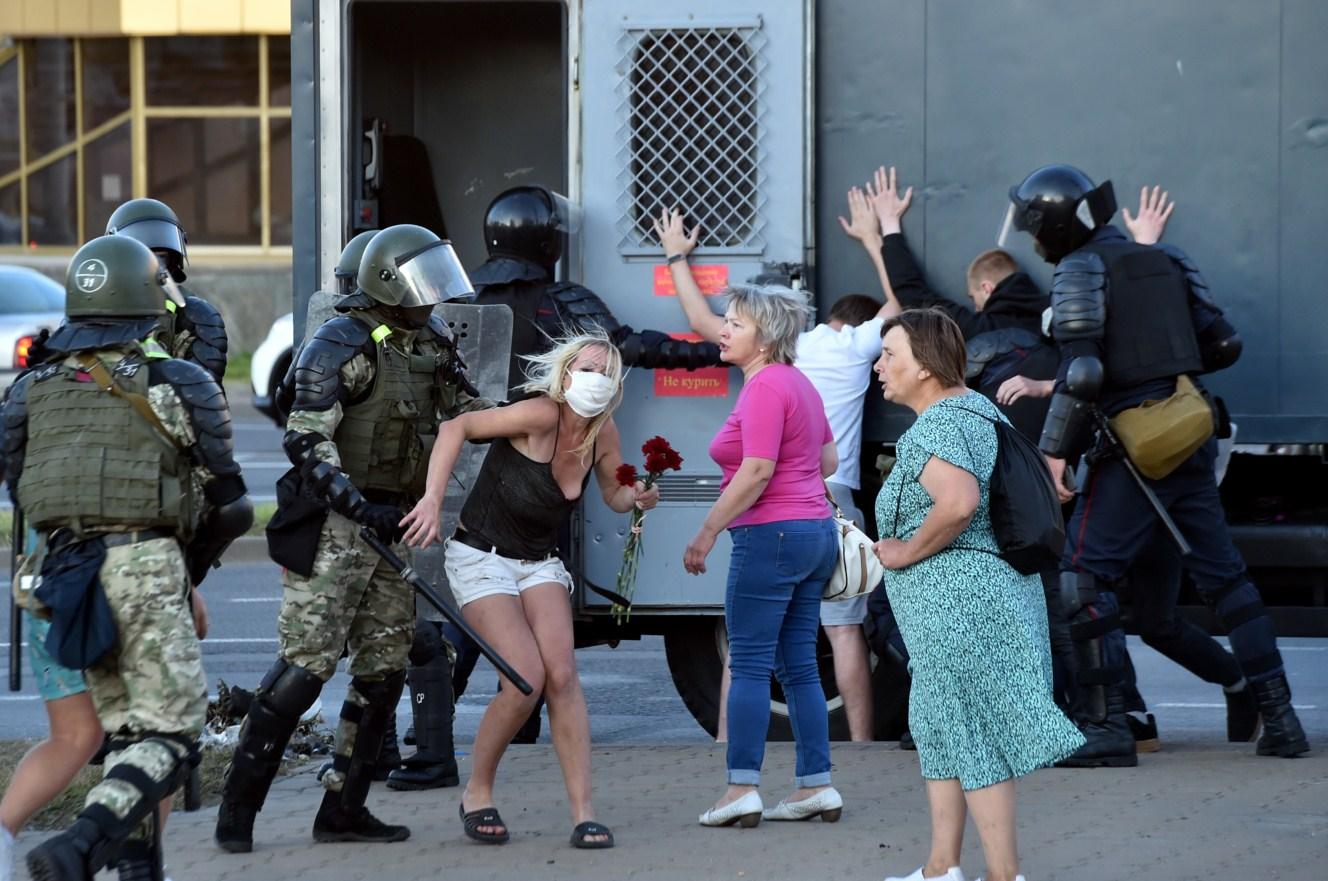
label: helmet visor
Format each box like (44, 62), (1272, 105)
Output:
(547, 192), (583, 235)
(110, 218), (188, 261)
(159, 274), (187, 310)
(394, 240), (475, 306)
(998, 189), (1042, 247)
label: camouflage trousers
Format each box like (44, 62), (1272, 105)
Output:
(276, 512), (413, 793)
(83, 537), (204, 838)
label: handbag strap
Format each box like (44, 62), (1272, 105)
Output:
(823, 480), (846, 520)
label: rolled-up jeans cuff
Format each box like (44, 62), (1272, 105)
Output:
(795, 771), (832, 788)
(727, 769), (761, 786)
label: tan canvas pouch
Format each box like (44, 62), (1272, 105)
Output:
(1110, 374), (1215, 480)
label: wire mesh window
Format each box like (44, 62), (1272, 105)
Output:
(617, 22), (767, 254)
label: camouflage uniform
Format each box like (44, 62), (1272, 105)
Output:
(217, 223), (485, 852)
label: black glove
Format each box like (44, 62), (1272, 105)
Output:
(353, 502), (406, 545)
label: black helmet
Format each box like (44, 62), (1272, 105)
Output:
(106, 198), (189, 282)
(1002, 165), (1116, 264)
(334, 229), (379, 296)
(482, 186), (580, 270)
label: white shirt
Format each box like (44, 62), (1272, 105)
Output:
(793, 317), (884, 490)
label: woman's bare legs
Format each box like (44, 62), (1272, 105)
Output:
(0, 692), (103, 835)
(458, 593), (546, 837)
(520, 582), (608, 844)
(964, 778), (1019, 881)
(922, 778), (966, 878)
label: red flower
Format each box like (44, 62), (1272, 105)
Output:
(641, 436), (684, 475)
(615, 463), (639, 487)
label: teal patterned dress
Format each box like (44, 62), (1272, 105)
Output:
(876, 392), (1084, 790)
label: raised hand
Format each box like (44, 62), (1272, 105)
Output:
(867, 165), (913, 237)
(837, 185), (882, 247)
(1122, 185), (1176, 246)
(652, 206), (701, 259)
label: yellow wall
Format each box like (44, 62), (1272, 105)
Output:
(1, 0), (290, 36)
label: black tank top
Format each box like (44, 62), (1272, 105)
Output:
(459, 415), (594, 559)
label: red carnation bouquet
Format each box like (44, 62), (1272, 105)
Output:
(612, 436), (683, 622)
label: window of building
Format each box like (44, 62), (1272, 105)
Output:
(0, 34), (292, 253)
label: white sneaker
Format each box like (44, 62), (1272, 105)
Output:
(761, 786), (843, 822)
(973, 877), (1025, 881)
(698, 790), (763, 828)
(0, 824), (13, 881)
(885, 867), (966, 881)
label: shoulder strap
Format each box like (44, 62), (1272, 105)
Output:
(76, 353), (186, 453)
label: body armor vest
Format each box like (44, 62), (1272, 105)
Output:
(1079, 240), (1203, 389)
(18, 352), (195, 536)
(334, 314), (449, 498)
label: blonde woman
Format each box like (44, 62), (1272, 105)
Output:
(400, 332), (658, 850)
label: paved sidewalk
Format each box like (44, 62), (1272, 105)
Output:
(13, 741), (1328, 880)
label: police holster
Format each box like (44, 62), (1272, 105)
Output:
(1109, 375), (1214, 480)
(265, 467), (329, 576)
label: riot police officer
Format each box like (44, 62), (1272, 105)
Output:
(1006, 164), (1309, 765)
(106, 198), (229, 382)
(215, 224), (488, 852)
(471, 185), (721, 396)
(11, 235), (251, 881)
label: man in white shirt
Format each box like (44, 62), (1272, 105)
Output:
(655, 196), (899, 741)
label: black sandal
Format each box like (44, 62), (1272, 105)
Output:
(459, 802), (510, 844)
(570, 820), (614, 849)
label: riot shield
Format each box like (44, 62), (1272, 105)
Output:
(301, 294), (513, 621)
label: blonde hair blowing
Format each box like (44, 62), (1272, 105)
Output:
(723, 283), (813, 366)
(519, 329), (624, 458)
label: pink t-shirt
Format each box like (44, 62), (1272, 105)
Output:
(709, 363), (835, 528)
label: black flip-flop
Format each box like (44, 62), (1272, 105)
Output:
(459, 802), (510, 844)
(570, 820), (614, 849)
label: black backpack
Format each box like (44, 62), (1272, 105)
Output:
(951, 405), (1066, 575)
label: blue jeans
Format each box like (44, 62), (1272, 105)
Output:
(725, 518), (838, 787)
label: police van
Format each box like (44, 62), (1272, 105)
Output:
(290, 0), (1328, 739)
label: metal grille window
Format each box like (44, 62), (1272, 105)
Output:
(617, 20), (767, 255)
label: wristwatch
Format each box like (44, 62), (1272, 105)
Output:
(665, 253), (688, 265)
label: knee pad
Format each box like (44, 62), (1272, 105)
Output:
(258, 658), (325, 719)
(409, 620), (444, 667)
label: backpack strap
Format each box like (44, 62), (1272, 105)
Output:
(76, 353), (186, 454)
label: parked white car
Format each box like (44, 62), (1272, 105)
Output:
(250, 312), (294, 424)
(0, 266), (66, 392)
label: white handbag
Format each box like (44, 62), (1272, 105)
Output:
(822, 490), (885, 601)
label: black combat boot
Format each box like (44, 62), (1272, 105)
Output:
(312, 789), (411, 843)
(1126, 712), (1160, 753)
(372, 713), (403, 782)
(1252, 675), (1310, 757)
(313, 672), (411, 844)
(216, 660), (324, 853)
(1058, 682), (1137, 768)
(1224, 681), (1260, 743)
(26, 817), (113, 881)
(388, 655), (459, 790)
(114, 838), (162, 881)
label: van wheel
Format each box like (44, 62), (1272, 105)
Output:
(663, 618), (908, 741)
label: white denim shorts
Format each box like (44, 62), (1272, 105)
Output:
(443, 538), (573, 608)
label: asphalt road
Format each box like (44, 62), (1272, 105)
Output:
(3, 553), (1326, 749)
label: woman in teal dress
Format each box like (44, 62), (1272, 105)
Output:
(872, 310), (1083, 881)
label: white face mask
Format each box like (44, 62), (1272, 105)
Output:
(564, 370), (617, 417)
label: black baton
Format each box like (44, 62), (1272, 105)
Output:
(9, 507), (23, 692)
(1090, 408), (1192, 556)
(358, 527), (534, 696)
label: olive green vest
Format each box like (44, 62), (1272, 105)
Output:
(18, 350), (196, 537)
(336, 315), (447, 498)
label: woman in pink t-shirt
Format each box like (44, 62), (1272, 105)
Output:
(683, 284), (844, 829)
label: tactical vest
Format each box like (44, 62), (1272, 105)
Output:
(1078, 240), (1203, 390)
(18, 351), (196, 537)
(335, 314), (448, 498)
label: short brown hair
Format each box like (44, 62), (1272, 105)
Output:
(966, 249), (1019, 290)
(881, 308), (968, 389)
(827, 294), (881, 327)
